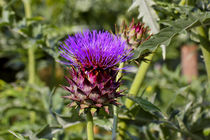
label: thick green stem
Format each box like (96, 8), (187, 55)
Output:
(112, 106), (118, 140)
(125, 54), (153, 108)
(196, 26), (210, 81)
(87, 109), (94, 140)
(118, 54), (153, 139)
(112, 63), (124, 140)
(179, 0), (186, 5)
(23, 0), (31, 18)
(201, 47), (210, 81)
(23, 0), (35, 84)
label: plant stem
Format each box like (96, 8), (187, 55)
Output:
(22, 0), (35, 84)
(87, 109), (94, 140)
(112, 106), (118, 140)
(125, 54), (153, 108)
(118, 54), (153, 139)
(23, 0), (31, 18)
(179, 0), (186, 6)
(196, 26), (210, 81)
(112, 63), (124, 140)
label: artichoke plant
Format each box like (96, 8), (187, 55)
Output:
(59, 30), (132, 114)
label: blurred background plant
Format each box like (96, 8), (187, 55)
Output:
(0, 0), (210, 140)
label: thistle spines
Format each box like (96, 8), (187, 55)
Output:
(62, 67), (123, 115)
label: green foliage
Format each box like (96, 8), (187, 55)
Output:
(133, 11), (210, 59)
(118, 66), (210, 140)
(0, 0), (210, 140)
(128, 0), (159, 33)
(126, 96), (162, 117)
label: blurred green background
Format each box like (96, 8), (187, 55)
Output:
(0, 0), (210, 140)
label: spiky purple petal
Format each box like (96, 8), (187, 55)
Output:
(59, 30), (132, 69)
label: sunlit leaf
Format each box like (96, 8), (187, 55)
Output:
(132, 12), (210, 59)
(128, 0), (159, 34)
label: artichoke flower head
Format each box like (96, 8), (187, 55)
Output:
(59, 30), (132, 115)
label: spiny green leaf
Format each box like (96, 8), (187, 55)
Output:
(128, 0), (159, 33)
(126, 96), (163, 118)
(132, 12), (210, 59)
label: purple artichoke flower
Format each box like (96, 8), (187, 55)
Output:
(59, 30), (132, 114)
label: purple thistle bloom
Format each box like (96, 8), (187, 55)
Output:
(59, 30), (132, 114)
(59, 30), (132, 70)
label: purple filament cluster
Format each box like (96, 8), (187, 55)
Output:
(59, 30), (132, 70)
